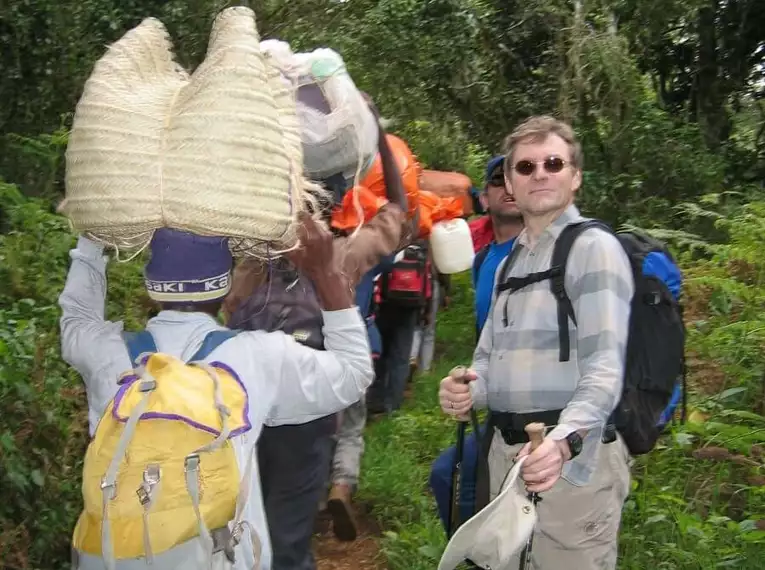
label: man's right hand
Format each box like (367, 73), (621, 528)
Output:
(287, 212), (353, 311)
(439, 367), (476, 419)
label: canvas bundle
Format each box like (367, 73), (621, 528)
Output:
(260, 40), (379, 186)
(61, 7), (315, 258)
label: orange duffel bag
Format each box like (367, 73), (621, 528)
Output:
(418, 169), (474, 216)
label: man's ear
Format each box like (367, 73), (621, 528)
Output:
(479, 192), (489, 211)
(572, 169), (583, 193)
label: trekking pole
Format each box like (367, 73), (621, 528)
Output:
(518, 422), (545, 570)
(447, 418), (466, 538)
(446, 366), (474, 538)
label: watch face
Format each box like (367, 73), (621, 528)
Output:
(568, 433), (583, 456)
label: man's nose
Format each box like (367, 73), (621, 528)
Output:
(531, 164), (548, 181)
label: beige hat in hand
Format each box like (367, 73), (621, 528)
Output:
(438, 456), (537, 570)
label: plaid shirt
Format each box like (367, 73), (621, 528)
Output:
(469, 204), (634, 485)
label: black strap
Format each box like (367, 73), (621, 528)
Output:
(496, 267), (560, 294)
(473, 412), (494, 517)
(489, 410), (562, 438)
(548, 219), (613, 361)
(447, 409), (484, 537)
(473, 243), (491, 276)
(473, 243), (493, 341)
(494, 245), (523, 328)
(493, 219), (613, 360)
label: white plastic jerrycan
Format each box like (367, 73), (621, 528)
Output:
(430, 218), (474, 274)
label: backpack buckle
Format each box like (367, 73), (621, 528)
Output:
(136, 464), (161, 506)
(100, 477), (117, 500)
(645, 291), (661, 306)
(139, 379), (157, 392)
(231, 523), (242, 546)
(184, 454), (200, 473)
(549, 267), (566, 298)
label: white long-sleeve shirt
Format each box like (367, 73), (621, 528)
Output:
(58, 236), (374, 569)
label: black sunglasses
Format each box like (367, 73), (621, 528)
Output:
(513, 156), (568, 176)
(488, 172), (506, 187)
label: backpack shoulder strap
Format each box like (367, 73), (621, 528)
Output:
(189, 329), (242, 362)
(550, 219), (614, 362)
(473, 243), (492, 276)
(494, 242), (524, 295)
(122, 330), (158, 365)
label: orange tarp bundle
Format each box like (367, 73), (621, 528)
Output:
(416, 190), (464, 238)
(331, 186), (465, 236)
(418, 169), (474, 216)
(359, 134), (420, 218)
(330, 135), (467, 235)
(331, 133), (420, 231)
(330, 187), (389, 232)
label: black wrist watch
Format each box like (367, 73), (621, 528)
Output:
(565, 432), (583, 460)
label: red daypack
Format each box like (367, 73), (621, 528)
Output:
(380, 241), (431, 308)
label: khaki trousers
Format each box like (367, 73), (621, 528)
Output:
(488, 430), (631, 570)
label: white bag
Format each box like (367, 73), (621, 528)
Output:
(261, 42), (379, 184)
(438, 456), (537, 570)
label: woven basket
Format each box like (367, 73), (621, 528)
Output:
(62, 18), (187, 251)
(62, 7), (307, 258)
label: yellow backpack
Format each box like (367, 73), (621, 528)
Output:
(71, 331), (261, 569)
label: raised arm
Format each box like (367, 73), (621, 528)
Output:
(264, 213), (374, 423)
(263, 306), (373, 425)
(58, 236), (129, 420)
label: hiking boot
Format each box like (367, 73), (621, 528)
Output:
(407, 358), (418, 383)
(327, 483), (358, 542)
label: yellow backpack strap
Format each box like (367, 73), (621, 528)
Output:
(182, 362), (236, 562)
(229, 442), (263, 568)
(189, 362), (233, 452)
(137, 463), (161, 564)
(101, 370), (158, 570)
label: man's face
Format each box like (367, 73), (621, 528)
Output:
(481, 165), (521, 220)
(505, 134), (581, 217)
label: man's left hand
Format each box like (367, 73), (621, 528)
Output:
(516, 438), (570, 493)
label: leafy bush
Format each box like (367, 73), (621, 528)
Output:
(0, 180), (146, 567)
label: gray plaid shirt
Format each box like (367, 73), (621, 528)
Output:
(469, 205), (634, 485)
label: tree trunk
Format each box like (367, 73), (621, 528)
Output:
(695, 0), (731, 150)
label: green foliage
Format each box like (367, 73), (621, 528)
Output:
(395, 120), (492, 187)
(0, 179), (84, 564)
(0, 180), (146, 566)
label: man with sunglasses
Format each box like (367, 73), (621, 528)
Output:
(439, 115), (633, 569)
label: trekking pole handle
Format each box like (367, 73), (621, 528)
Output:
(449, 366), (473, 423)
(449, 365), (468, 382)
(525, 422), (545, 451)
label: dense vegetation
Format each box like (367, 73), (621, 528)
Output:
(2, 0), (765, 568)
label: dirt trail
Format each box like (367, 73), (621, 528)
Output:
(313, 504), (386, 570)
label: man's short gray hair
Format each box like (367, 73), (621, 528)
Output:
(502, 115), (583, 171)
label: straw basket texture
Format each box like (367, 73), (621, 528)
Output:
(62, 7), (309, 258)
